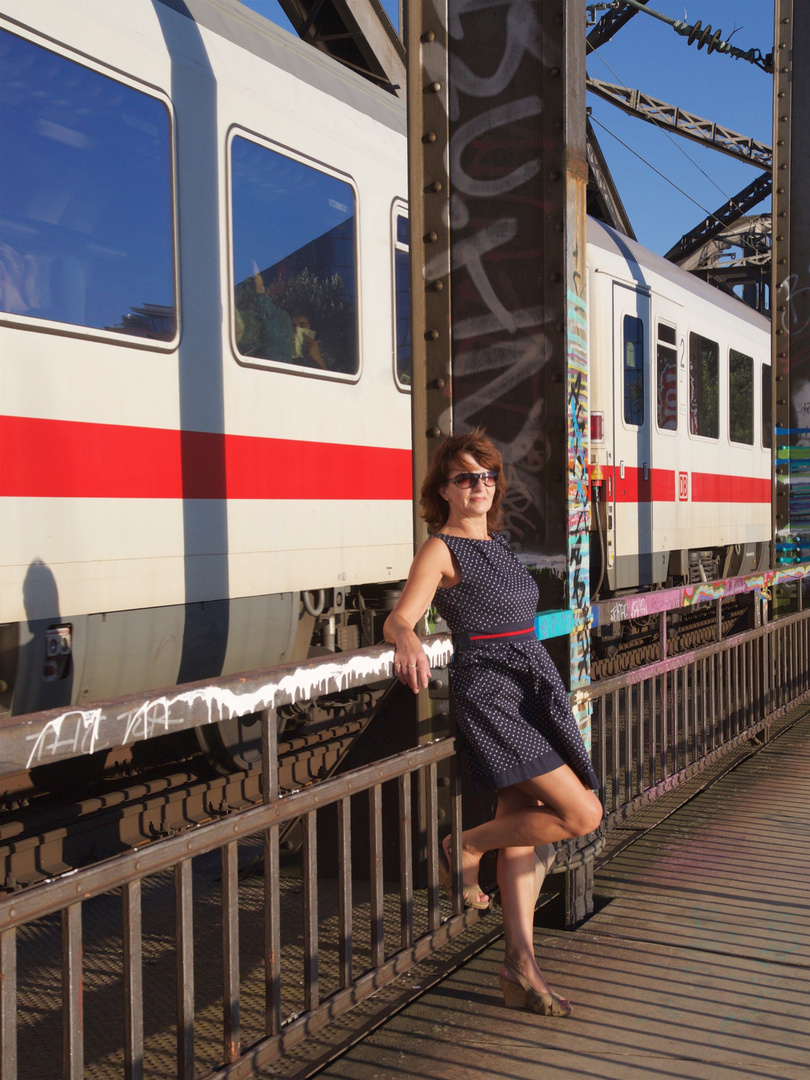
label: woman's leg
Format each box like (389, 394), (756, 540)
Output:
(494, 786), (552, 992)
(462, 764), (602, 865)
(444, 765), (601, 915)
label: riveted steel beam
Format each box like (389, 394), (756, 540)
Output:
(406, 1), (593, 769)
(772, 0), (810, 567)
(273, 0), (405, 94)
(665, 172), (773, 266)
(586, 0), (649, 52)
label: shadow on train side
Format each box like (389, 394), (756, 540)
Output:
(152, 0), (231, 687)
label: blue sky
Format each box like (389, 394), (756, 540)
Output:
(243, 1), (773, 258)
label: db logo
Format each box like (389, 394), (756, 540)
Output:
(678, 471), (689, 501)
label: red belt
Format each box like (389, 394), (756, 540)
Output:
(454, 619), (537, 651)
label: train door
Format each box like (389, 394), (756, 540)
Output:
(610, 284), (653, 589)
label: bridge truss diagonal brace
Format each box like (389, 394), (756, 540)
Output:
(586, 76), (773, 170)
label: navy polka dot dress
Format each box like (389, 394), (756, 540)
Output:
(431, 532), (598, 794)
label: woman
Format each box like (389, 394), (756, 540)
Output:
(383, 429), (602, 1017)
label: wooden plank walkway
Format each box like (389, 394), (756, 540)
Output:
(311, 711), (810, 1080)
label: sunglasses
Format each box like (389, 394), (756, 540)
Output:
(447, 471), (498, 488)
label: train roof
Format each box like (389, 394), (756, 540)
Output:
(587, 217), (770, 332)
(157, 0), (406, 136)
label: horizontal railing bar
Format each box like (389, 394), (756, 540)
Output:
(590, 562), (810, 628)
(0, 637), (454, 778)
(0, 739), (455, 932)
(584, 606), (810, 701)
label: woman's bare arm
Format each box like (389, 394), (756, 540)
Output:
(383, 537), (455, 693)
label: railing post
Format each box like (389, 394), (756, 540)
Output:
(122, 880), (144, 1080)
(61, 902), (83, 1080)
(261, 707), (281, 1036)
(0, 928), (16, 1080)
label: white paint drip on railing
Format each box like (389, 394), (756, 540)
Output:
(18, 638), (455, 772)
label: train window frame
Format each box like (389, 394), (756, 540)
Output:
(688, 331), (720, 441)
(728, 348), (755, 446)
(762, 362), (772, 450)
(655, 319), (678, 434)
(622, 313), (645, 428)
(0, 22), (179, 351)
(227, 126), (362, 383)
(391, 200), (411, 392)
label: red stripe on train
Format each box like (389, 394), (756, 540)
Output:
(690, 471), (770, 503)
(609, 466), (675, 503)
(607, 466), (770, 504)
(0, 415), (413, 500)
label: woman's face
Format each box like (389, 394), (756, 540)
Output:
(439, 453), (496, 523)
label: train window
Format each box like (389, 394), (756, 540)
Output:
(656, 322), (678, 431)
(0, 29), (175, 340)
(623, 315), (645, 426)
(762, 363), (772, 449)
(729, 349), (754, 445)
(393, 210), (411, 387)
(689, 333), (719, 439)
(230, 135), (358, 375)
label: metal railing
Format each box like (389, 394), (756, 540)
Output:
(1, 639), (496, 1080)
(587, 604), (810, 827)
(2, 577), (809, 1079)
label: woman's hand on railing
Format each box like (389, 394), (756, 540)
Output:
(392, 637), (432, 694)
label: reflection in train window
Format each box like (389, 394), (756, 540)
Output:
(0, 29), (175, 339)
(393, 211), (410, 386)
(656, 322), (677, 431)
(231, 136), (358, 375)
(729, 349), (754, 445)
(623, 315), (644, 426)
(762, 363), (772, 449)
(689, 333), (719, 439)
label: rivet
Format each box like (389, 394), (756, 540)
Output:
(421, 30), (435, 43)
(777, 140), (785, 146)
(550, 271), (561, 282)
(427, 426), (441, 438)
(550, 67), (561, 77)
(778, 90), (786, 97)
(780, 116), (789, 122)
(424, 230), (438, 243)
(429, 81), (442, 93)
(779, 211), (787, 217)
(430, 280), (444, 292)
(425, 180), (443, 193)
(550, 170), (561, 181)
(434, 377), (446, 389)
(422, 131), (437, 144)
(779, 163), (788, 169)
(425, 329), (439, 340)
(776, 188), (785, 194)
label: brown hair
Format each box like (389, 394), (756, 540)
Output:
(420, 428), (506, 534)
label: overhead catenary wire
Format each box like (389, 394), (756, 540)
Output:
(585, 41), (770, 255)
(588, 113), (740, 235)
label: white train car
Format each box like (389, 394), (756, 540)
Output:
(0, 0), (774, 763)
(0, 0), (412, 735)
(587, 219), (772, 594)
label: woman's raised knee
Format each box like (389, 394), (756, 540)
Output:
(564, 792), (603, 838)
